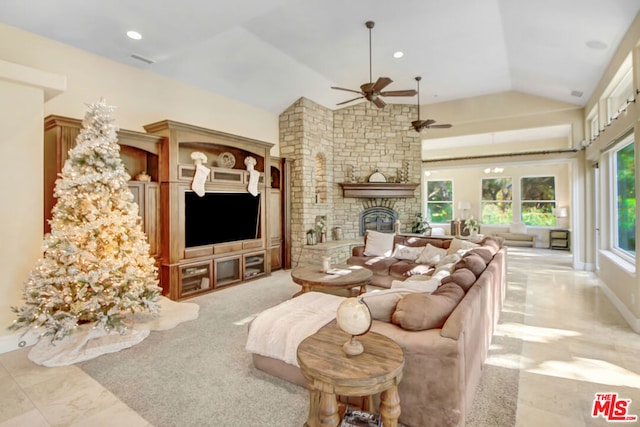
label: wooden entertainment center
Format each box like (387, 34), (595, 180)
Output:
(44, 117), (285, 301)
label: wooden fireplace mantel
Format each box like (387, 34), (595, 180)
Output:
(339, 182), (419, 198)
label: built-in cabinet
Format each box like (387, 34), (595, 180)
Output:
(44, 116), (285, 301)
(142, 120), (275, 300)
(44, 116), (163, 259)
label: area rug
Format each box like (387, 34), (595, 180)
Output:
(78, 270), (524, 426)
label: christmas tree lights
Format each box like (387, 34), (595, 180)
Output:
(9, 99), (161, 342)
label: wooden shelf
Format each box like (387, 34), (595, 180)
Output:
(339, 182), (419, 198)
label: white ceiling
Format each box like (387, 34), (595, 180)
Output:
(1, 0), (639, 116)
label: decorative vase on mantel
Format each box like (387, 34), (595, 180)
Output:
(320, 232), (327, 243)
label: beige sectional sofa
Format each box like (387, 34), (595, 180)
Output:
(247, 235), (507, 427)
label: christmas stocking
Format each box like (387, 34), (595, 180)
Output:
(191, 164), (210, 197)
(247, 170), (260, 196)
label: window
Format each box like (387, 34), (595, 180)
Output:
(612, 137), (636, 257)
(607, 69), (633, 121)
(426, 180), (453, 223)
(590, 114), (599, 141)
(481, 178), (512, 225)
(521, 176), (556, 226)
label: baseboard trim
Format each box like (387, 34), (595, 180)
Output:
(599, 281), (640, 334)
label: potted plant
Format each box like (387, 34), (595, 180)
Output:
(411, 213), (432, 236)
(464, 216), (480, 236)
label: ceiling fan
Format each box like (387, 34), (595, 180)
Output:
(331, 21), (417, 108)
(411, 76), (452, 132)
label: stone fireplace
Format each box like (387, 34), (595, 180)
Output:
(359, 199), (397, 236)
(278, 98), (422, 265)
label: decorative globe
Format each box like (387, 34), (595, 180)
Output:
(336, 297), (372, 355)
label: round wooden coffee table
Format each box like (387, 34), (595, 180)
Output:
(297, 324), (404, 427)
(291, 264), (372, 297)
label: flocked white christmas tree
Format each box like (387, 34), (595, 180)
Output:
(9, 99), (161, 342)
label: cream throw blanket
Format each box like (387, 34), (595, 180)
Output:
(245, 292), (344, 366)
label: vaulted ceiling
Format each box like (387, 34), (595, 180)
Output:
(1, 0), (639, 116)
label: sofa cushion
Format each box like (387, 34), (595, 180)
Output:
(479, 237), (501, 255)
(441, 268), (477, 292)
(466, 247), (494, 264)
(455, 253), (487, 277)
(446, 238), (480, 255)
(415, 244), (447, 266)
(391, 282), (465, 330)
(359, 288), (424, 322)
(391, 244), (424, 261)
(364, 230), (395, 257)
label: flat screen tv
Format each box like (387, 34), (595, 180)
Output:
(184, 191), (261, 247)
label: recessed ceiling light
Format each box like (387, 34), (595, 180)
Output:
(393, 51), (404, 59)
(586, 40), (607, 50)
(127, 30), (142, 40)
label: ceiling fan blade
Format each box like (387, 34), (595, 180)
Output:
(371, 77), (393, 93)
(427, 124), (453, 129)
(331, 86), (364, 95)
(336, 96), (364, 106)
(380, 89), (418, 97)
(372, 97), (386, 108)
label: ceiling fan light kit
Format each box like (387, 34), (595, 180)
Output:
(411, 76), (453, 132)
(331, 21), (417, 109)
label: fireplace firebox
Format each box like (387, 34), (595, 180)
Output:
(359, 206), (397, 236)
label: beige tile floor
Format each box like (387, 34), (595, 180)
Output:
(1, 247), (638, 426)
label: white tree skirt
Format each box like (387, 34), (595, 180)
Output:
(28, 297), (199, 367)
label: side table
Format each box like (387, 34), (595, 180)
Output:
(297, 325), (404, 427)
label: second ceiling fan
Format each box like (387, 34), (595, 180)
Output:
(331, 21), (417, 108)
(411, 76), (452, 132)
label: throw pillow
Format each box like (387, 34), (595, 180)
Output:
(415, 244), (447, 266)
(363, 230), (395, 257)
(446, 238), (480, 255)
(436, 253), (461, 267)
(434, 262), (456, 275)
(391, 244), (424, 261)
(359, 288), (423, 322)
(441, 268), (476, 292)
(391, 282), (465, 331)
(391, 275), (440, 293)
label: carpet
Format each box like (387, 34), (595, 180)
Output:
(79, 268), (524, 426)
